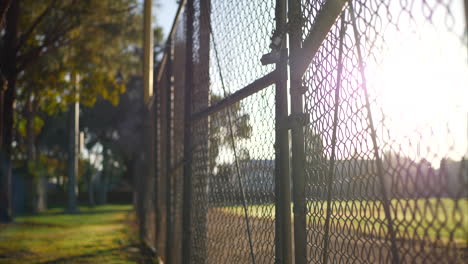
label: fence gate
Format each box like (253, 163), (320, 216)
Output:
(139, 0), (468, 263)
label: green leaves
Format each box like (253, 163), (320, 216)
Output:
(11, 0), (143, 139)
(17, 116), (44, 138)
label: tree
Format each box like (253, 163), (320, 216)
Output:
(0, 0), (11, 30)
(0, 0), (141, 219)
(0, 0), (18, 221)
(0, 0), (12, 91)
(208, 93), (253, 180)
(79, 23), (164, 205)
(81, 76), (146, 205)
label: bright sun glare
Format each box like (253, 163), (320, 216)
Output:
(217, 1), (467, 166)
(368, 10), (468, 164)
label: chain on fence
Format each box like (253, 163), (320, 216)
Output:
(137, 0), (468, 263)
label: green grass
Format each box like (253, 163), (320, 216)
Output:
(218, 198), (468, 244)
(0, 204), (150, 264)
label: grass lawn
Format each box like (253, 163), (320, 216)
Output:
(218, 198), (468, 245)
(0, 204), (153, 264)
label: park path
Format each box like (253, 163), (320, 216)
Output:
(0, 205), (155, 264)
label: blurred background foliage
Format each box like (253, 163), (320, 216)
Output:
(0, 0), (163, 214)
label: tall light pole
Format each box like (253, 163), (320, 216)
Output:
(143, 0), (153, 103)
(68, 72), (79, 213)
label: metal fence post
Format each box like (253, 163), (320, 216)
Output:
(287, 1), (307, 264)
(194, 0), (211, 261)
(153, 66), (160, 254)
(148, 0), (467, 263)
(182, 0), (194, 263)
(165, 37), (175, 264)
(274, 0), (292, 263)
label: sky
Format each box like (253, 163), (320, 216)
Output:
(210, 1), (468, 166)
(145, 0), (468, 167)
(154, 0), (179, 39)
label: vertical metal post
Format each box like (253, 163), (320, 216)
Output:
(182, 0), (194, 263)
(287, 0), (308, 263)
(165, 38), (174, 264)
(322, 11), (346, 264)
(274, 0), (292, 263)
(143, 0), (154, 103)
(156, 60), (168, 259)
(153, 60), (160, 259)
(147, 100), (156, 247)
(193, 1), (210, 261)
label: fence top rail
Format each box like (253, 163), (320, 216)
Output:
(191, 70), (278, 122)
(154, 0), (187, 87)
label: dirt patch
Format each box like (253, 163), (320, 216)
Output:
(192, 209), (467, 263)
(192, 209), (275, 263)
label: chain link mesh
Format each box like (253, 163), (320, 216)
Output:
(190, 0), (277, 262)
(299, 0), (467, 263)
(140, 0), (467, 263)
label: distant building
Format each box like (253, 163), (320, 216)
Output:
(208, 156), (467, 205)
(439, 158), (468, 198)
(209, 160), (275, 205)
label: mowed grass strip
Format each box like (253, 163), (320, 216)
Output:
(218, 198), (468, 244)
(0, 204), (148, 264)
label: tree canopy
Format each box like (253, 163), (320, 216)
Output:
(0, 0), (150, 218)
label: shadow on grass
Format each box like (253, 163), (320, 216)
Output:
(34, 245), (155, 264)
(14, 206), (133, 218)
(46, 209), (132, 216)
(36, 247), (123, 264)
(7, 221), (67, 228)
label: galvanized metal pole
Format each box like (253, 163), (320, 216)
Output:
(191, 1), (210, 261)
(143, 0), (154, 103)
(157, 59), (168, 259)
(287, 0), (308, 263)
(182, 0), (194, 263)
(274, 0), (292, 263)
(165, 38), (174, 264)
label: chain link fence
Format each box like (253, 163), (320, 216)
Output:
(136, 0), (468, 263)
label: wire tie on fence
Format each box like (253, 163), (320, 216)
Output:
(269, 24), (288, 50)
(286, 113), (310, 130)
(298, 85), (308, 95)
(270, 34), (283, 50)
(261, 50), (281, 65)
(290, 85), (308, 97)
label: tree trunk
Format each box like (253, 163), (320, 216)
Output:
(35, 138), (47, 212)
(96, 173), (108, 205)
(88, 172), (95, 207)
(34, 177), (47, 212)
(26, 93), (37, 212)
(125, 157), (136, 207)
(96, 145), (109, 205)
(25, 93), (47, 213)
(0, 0), (11, 31)
(0, 0), (17, 222)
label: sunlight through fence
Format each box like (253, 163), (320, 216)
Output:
(137, 0), (468, 263)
